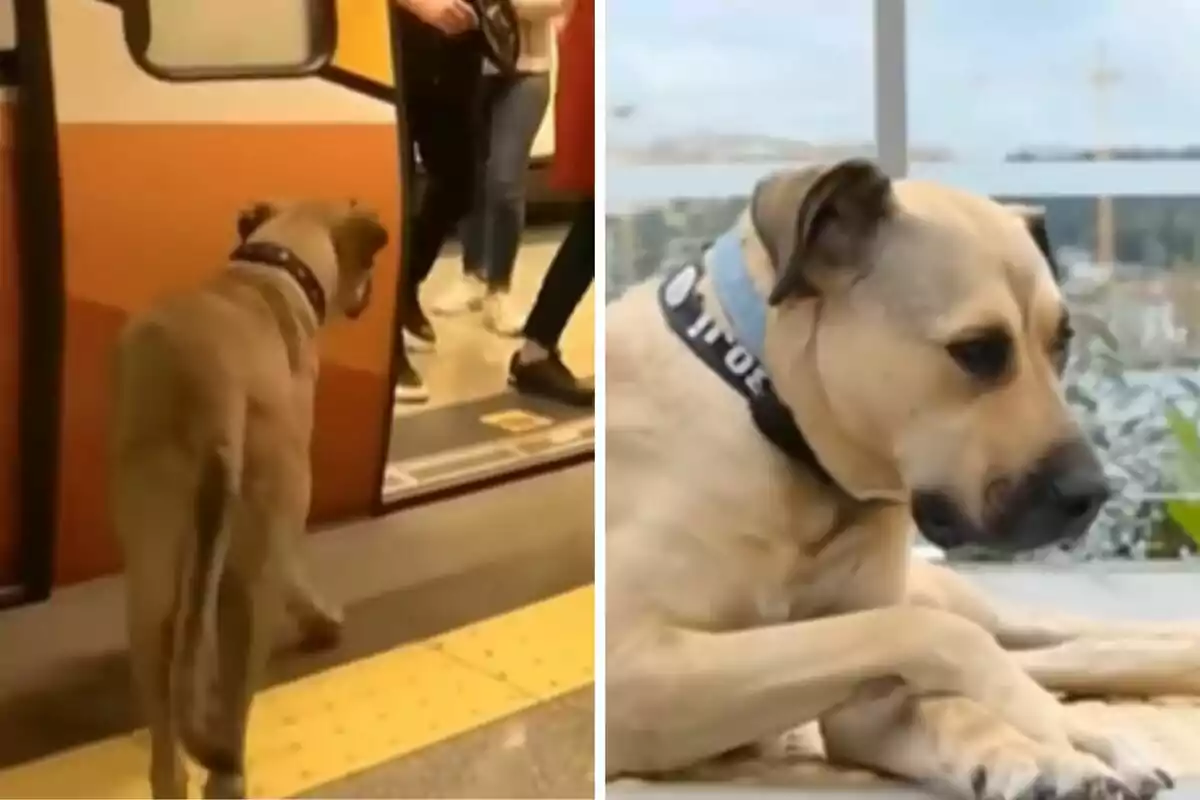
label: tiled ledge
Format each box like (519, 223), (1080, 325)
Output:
(610, 562), (1200, 800)
(959, 560), (1200, 621)
(611, 779), (1200, 799)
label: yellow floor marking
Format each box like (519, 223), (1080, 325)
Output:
(479, 410), (554, 433)
(0, 586), (594, 799)
(434, 584), (594, 698)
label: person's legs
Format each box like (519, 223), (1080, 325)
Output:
(396, 38), (484, 350)
(508, 197), (594, 406)
(388, 11), (435, 402)
(431, 77), (505, 317)
(390, 123), (429, 401)
(479, 72), (551, 336)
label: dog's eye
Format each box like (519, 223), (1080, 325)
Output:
(946, 328), (1012, 381)
(1049, 317), (1074, 371)
(1051, 317), (1074, 352)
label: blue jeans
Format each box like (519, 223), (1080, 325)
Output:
(459, 72), (551, 291)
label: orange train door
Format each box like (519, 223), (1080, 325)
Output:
(22, 0), (408, 590)
(0, 0), (18, 600)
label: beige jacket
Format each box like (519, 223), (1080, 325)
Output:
(485, 0), (562, 74)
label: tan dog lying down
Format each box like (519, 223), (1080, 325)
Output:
(605, 160), (1200, 800)
(110, 200), (388, 799)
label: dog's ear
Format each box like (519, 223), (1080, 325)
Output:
(237, 202), (278, 242)
(1004, 203), (1062, 284)
(753, 159), (894, 305)
(331, 211), (389, 273)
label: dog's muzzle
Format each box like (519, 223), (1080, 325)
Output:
(911, 438), (1111, 553)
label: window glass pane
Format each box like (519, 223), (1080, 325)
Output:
(607, 0), (876, 300)
(0, 0), (13, 51)
(129, 0), (332, 79)
(908, 0), (1200, 561)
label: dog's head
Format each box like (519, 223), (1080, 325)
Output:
(752, 159), (1107, 553)
(237, 198), (389, 321)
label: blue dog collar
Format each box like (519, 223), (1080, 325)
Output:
(657, 258), (837, 491)
(707, 228), (768, 363)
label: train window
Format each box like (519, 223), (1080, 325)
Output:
(0, 0), (14, 51)
(121, 0), (336, 81)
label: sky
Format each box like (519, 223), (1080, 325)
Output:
(605, 0), (1200, 156)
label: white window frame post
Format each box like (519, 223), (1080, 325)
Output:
(873, 0), (909, 179)
(876, 0), (947, 560)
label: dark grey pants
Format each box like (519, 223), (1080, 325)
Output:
(459, 72), (552, 291)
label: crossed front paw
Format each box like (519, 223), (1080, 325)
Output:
(955, 737), (1173, 800)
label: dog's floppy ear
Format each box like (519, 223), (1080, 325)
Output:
(237, 201), (278, 242)
(753, 159), (894, 305)
(331, 211), (389, 272)
(1005, 203), (1062, 284)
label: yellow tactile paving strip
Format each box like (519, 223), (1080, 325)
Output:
(0, 586), (594, 799)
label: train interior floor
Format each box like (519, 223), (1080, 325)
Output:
(386, 227), (594, 504)
(0, 465), (594, 798)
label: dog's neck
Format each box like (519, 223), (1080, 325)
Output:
(231, 228), (338, 336)
(722, 213), (907, 504)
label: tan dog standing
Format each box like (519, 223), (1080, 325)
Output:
(606, 160), (1200, 799)
(110, 200), (388, 799)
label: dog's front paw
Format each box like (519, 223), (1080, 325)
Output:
(961, 738), (1166, 800)
(1066, 725), (1175, 800)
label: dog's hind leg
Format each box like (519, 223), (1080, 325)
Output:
(907, 559), (1198, 645)
(126, 585), (188, 799)
(1011, 637), (1200, 698)
(907, 559), (1200, 696)
(197, 488), (289, 800)
(115, 467), (191, 799)
(606, 605), (1073, 778)
(201, 566), (280, 800)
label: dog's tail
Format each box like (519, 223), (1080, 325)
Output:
(171, 444), (241, 776)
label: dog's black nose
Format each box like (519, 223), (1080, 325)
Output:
(1039, 437), (1111, 540)
(1048, 466), (1111, 530)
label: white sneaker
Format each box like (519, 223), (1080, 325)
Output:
(393, 365), (429, 404)
(482, 291), (525, 337)
(429, 273), (486, 316)
(394, 382), (430, 404)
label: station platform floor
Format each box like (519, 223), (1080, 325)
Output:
(0, 465), (594, 798)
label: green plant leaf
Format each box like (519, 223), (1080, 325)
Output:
(1166, 404), (1200, 463)
(1165, 403), (1200, 547)
(1166, 499), (1200, 547)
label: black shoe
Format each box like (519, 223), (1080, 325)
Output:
(401, 293), (437, 352)
(508, 351), (593, 408)
(393, 361), (429, 404)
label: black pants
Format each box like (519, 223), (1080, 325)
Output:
(389, 8), (485, 370)
(523, 198), (594, 351)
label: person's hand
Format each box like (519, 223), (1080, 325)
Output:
(553, 0), (575, 33)
(402, 0), (478, 36)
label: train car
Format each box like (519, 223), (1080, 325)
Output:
(0, 0), (594, 606)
